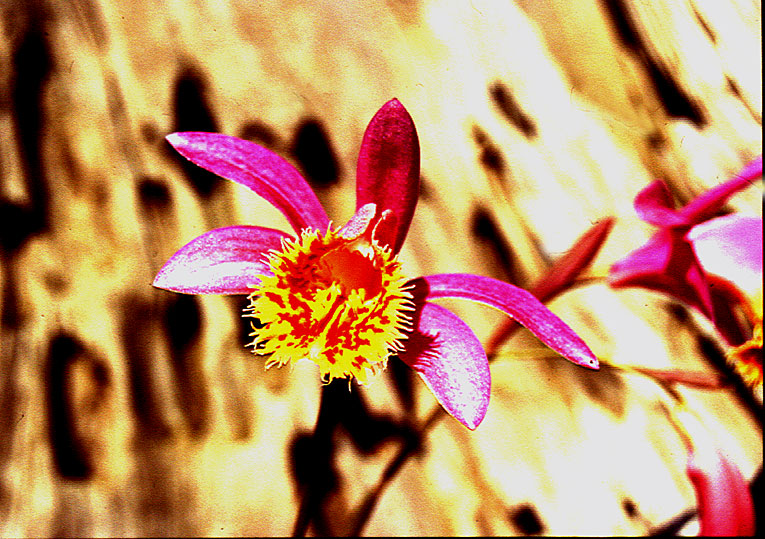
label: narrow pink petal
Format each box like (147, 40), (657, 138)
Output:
(399, 302), (490, 430)
(531, 217), (616, 303)
(634, 180), (690, 227)
(736, 154), (763, 182)
(167, 132), (330, 233)
(687, 449), (755, 536)
(682, 155), (763, 224)
(153, 226), (292, 294)
(688, 215), (763, 299)
(355, 99), (420, 253)
(486, 217), (615, 356)
(609, 229), (715, 320)
(411, 274), (599, 369)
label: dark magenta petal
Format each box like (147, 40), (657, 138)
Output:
(682, 155), (763, 224)
(634, 180), (690, 227)
(609, 228), (715, 320)
(486, 217), (615, 356)
(411, 274), (599, 369)
(166, 132), (330, 233)
(355, 99), (420, 253)
(153, 225), (292, 294)
(688, 215), (763, 299)
(687, 449), (755, 536)
(398, 302), (490, 430)
(529, 217), (616, 304)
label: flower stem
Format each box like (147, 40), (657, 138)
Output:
(291, 381), (344, 537)
(348, 404), (442, 536)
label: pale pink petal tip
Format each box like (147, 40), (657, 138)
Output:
(399, 302), (490, 430)
(338, 203), (377, 239)
(688, 215), (763, 298)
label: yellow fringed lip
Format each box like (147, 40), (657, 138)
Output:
(246, 216), (414, 384)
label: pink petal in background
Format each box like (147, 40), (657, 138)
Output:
(682, 155), (762, 223)
(609, 228), (715, 320)
(688, 214), (763, 300)
(633, 180), (690, 227)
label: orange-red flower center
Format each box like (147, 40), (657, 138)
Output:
(246, 224), (413, 384)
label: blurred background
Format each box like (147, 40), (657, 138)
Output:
(0, 0), (761, 535)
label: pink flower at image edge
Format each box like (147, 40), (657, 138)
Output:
(153, 99), (598, 430)
(686, 448), (755, 536)
(609, 156), (763, 387)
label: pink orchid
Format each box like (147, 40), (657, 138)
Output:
(609, 156), (763, 386)
(153, 99), (598, 430)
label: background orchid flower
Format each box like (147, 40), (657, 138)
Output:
(609, 156), (763, 387)
(154, 98), (598, 430)
(686, 448), (756, 536)
(674, 408), (755, 536)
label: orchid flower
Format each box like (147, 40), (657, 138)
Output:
(609, 156), (763, 387)
(154, 99), (598, 430)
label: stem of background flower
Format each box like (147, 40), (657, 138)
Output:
(490, 349), (728, 391)
(346, 350), (732, 535)
(597, 357), (729, 391)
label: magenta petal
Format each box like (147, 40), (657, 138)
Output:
(634, 180), (690, 227)
(399, 302), (490, 430)
(682, 156), (763, 223)
(355, 99), (420, 253)
(736, 154), (763, 182)
(166, 132), (330, 233)
(153, 226), (292, 294)
(609, 228), (715, 320)
(411, 274), (599, 369)
(688, 215), (763, 298)
(687, 449), (755, 536)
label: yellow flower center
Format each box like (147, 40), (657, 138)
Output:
(246, 223), (414, 384)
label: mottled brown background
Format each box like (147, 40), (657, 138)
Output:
(0, 0), (761, 536)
